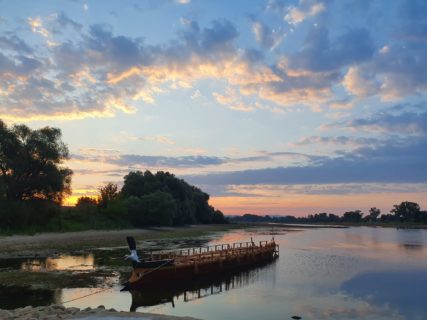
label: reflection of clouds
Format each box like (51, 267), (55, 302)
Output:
(294, 228), (427, 262)
(293, 291), (404, 320)
(342, 270), (427, 320)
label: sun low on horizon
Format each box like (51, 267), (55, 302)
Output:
(1, 0), (426, 216)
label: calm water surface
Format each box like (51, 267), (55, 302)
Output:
(2, 226), (427, 320)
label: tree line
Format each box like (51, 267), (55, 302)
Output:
(232, 202), (427, 224)
(75, 170), (227, 228)
(0, 120), (226, 232)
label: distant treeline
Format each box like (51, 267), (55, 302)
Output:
(0, 120), (226, 233)
(231, 202), (427, 224)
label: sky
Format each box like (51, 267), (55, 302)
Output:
(0, 0), (426, 216)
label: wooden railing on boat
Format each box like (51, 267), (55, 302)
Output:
(143, 240), (279, 264)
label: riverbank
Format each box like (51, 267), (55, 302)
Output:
(0, 225), (240, 258)
(0, 305), (200, 319)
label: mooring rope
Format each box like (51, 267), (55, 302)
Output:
(62, 287), (113, 304)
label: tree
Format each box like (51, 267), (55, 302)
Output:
(126, 191), (177, 227)
(367, 207), (381, 221)
(212, 209), (227, 224)
(121, 171), (155, 198)
(120, 170), (221, 225)
(391, 201), (421, 222)
(0, 120), (72, 203)
(76, 196), (97, 207)
(98, 183), (119, 208)
(342, 210), (363, 222)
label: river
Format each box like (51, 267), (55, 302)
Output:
(1, 226), (426, 320)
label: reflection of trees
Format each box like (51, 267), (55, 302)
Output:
(400, 243), (423, 251)
(396, 228), (424, 253)
(0, 285), (59, 309)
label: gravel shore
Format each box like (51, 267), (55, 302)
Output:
(0, 305), (201, 320)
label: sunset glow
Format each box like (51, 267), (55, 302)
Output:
(1, 0), (427, 216)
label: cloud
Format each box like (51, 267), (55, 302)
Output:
(329, 108), (427, 136)
(184, 133), (427, 185)
(111, 154), (225, 168)
(0, 52), (42, 76)
(70, 149), (324, 172)
(337, 1), (427, 100)
(28, 17), (49, 37)
(219, 183), (427, 197)
(289, 26), (375, 72)
(342, 66), (380, 97)
(3, 2), (427, 121)
(213, 88), (255, 112)
(284, 1), (325, 25)
(142, 135), (176, 145)
(51, 12), (83, 33)
(0, 35), (33, 53)
(291, 135), (380, 148)
(2, 13), (348, 121)
(251, 21), (285, 50)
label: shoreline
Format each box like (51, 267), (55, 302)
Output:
(0, 225), (240, 258)
(0, 305), (201, 320)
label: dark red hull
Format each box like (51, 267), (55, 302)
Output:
(125, 241), (278, 289)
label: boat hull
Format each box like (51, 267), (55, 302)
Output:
(125, 242), (277, 289)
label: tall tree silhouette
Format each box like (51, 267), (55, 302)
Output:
(0, 120), (72, 203)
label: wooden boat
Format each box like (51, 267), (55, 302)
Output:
(128, 258), (276, 311)
(123, 236), (279, 289)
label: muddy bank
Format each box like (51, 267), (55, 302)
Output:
(0, 305), (201, 319)
(0, 225), (239, 258)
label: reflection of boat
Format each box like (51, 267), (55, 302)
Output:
(128, 258), (276, 311)
(123, 236), (279, 289)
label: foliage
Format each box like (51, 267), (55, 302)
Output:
(126, 192), (177, 227)
(0, 200), (30, 230)
(391, 201), (422, 222)
(76, 196), (98, 207)
(0, 120), (72, 203)
(0, 121), (228, 232)
(121, 170), (227, 226)
(342, 210), (364, 222)
(231, 202), (427, 225)
(98, 183), (119, 208)
(366, 207), (381, 221)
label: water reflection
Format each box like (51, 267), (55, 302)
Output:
(21, 254), (95, 272)
(128, 259), (276, 312)
(1, 227), (427, 320)
(342, 270), (427, 320)
(0, 285), (60, 309)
